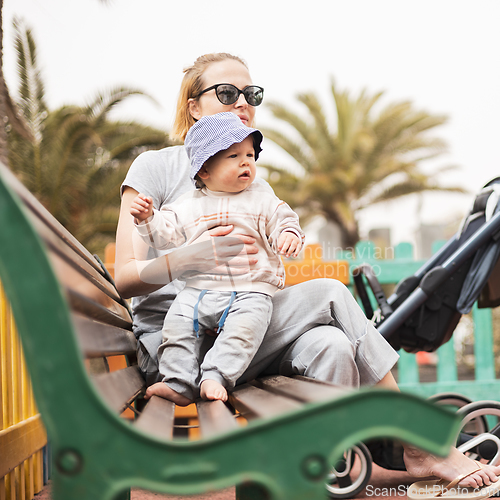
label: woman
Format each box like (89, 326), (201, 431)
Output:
(115, 52), (500, 489)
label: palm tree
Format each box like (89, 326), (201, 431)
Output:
(260, 81), (464, 248)
(0, 1), (114, 163)
(8, 19), (173, 253)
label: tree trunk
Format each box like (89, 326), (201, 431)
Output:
(0, 0), (9, 165)
(323, 207), (360, 250)
(339, 225), (360, 251)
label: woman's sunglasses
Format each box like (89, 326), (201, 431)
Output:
(193, 84), (264, 107)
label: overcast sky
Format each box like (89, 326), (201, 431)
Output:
(3, 0), (499, 246)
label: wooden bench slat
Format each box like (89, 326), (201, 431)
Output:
(2, 165), (107, 276)
(92, 366), (145, 414)
(196, 400), (239, 437)
(252, 375), (350, 404)
(44, 244), (130, 322)
(68, 290), (132, 330)
(72, 314), (136, 358)
(30, 213), (123, 302)
(228, 383), (301, 420)
(134, 396), (175, 440)
(2, 165), (131, 317)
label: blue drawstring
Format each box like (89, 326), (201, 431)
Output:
(217, 291), (237, 334)
(193, 290), (237, 337)
(193, 289), (208, 338)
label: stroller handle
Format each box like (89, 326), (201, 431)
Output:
(352, 264), (393, 319)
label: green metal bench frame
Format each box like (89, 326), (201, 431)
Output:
(0, 163), (461, 500)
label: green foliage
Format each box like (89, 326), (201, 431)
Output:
(260, 81), (465, 248)
(7, 18), (174, 255)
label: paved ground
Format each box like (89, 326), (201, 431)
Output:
(34, 483), (235, 499)
(34, 463), (418, 499)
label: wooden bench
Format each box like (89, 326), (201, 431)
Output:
(0, 162), (461, 500)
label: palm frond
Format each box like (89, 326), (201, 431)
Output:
(13, 18), (47, 144)
(297, 92), (332, 155)
(266, 101), (319, 150)
(259, 126), (312, 174)
(86, 87), (158, 124)
(263, 79), (453, 247)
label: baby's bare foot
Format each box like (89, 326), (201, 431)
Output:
(144, 382), (192, 406)
(200, 380), (227, 402)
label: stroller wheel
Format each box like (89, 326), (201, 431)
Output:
(429, 392), (473, 410)
(456, 401), (500, 464)
(430, 393), (488, 436)
(457, 400), (498, 435)
(326, 443), (372, 499)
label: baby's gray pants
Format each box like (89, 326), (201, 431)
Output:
(157, 288), (273, 400)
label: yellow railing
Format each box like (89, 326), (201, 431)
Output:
(0, 281), (47, 500)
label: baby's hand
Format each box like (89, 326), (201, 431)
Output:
(277, 231), (302, 258)
(130, 193), (153, 222)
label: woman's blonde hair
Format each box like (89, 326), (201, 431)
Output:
(171, 53), (248, 141)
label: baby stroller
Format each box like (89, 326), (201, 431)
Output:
(327, 395), (500, 499)
(326, 178), (500, 498)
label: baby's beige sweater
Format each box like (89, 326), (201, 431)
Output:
(136, 182), (304, 296)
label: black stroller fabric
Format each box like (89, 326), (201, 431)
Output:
(478, 257), (500, 309)
(366, 439), (406, 471)
(386, 222), (476, 352)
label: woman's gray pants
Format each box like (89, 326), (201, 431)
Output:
(137, 279), (399, 388)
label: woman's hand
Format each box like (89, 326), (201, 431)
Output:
(207, 225), (258, 274)
(166, 225), (257, 278)
(134, 226), (257, 286)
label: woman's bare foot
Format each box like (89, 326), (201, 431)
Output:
(144, 382), (192, 406)
(200, 380), (227, 402)
(404, 445), (500, 488)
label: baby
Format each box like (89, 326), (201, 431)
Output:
(131, 112), (304, 404)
